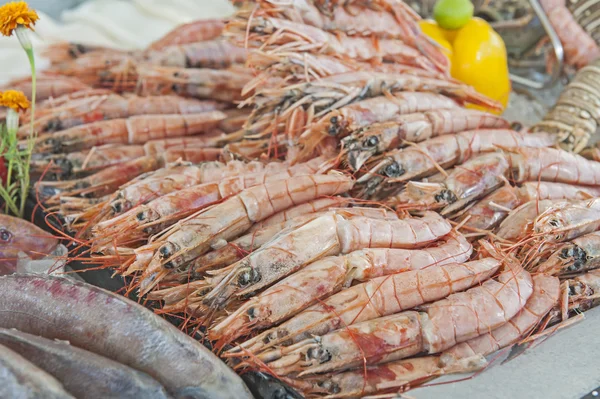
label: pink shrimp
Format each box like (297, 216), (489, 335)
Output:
(210, 232), (472, 346)
(537, 231), (600, 276)
(358, 130), (553, 199)
(103, 64), (254, 103)
(259, 257), (532, 376)
(3, 74), (91, 102)
(293, 273), (558, 398)
(18, 94), (225, 136)
(342, 109), (509, 171)
(497, 199), (569, 242)
(35, 155), (162, 202)
(147, 19), (226, 51)
(458, 182), (600, 232)
(534, 198), (600, 243)
(28, 112), (225, 154)
(132, 174), (355, 294)
(541, 0), (600, 69)
(201, 211), (451, 310)
(144, 40), (247, 69)
(90, 157), (334, 249)
(30, 144), (147, 178)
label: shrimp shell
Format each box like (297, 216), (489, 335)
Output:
(29, 112), (225, 154)
(263, 258), (531, 376)
(216, 233), (472, 348)
(534, 198), (600, 242)
(147, 19), (225, 51)
(202, 211), (451, 310)
(538, 231), (600, 276)
(297, 273), (557, 398)
(144, 40), (247, 69)
(135, 174), (355, 294)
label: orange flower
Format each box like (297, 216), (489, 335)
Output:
(0, 90), (30, 111)
(0, 1), (38, 37)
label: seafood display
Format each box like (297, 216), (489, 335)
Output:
(0, 274), (252, 399)
(5, 1), (600, 398)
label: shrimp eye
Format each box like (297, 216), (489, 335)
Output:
(318, 381), (341, 394)
(0, 229), (11, 242)
(363, 135), (379, 148)
(237, 268), (260, 287)
(307, 346), (332, 363)
(330, 116), (338, 124)
(111, 202), (122, 214)
(383, 162), (403, 177)
(549, 219), (560, 227)
(247, 307), (258, 319)
(136, 211), (146, 221)
(159, 242), (178, 258)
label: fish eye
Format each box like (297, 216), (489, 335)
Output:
(0, 229), (11, 242)
(363, 135), (379, 147)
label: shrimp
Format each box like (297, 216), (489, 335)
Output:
(458, 182), (600, 232)
(249, 196), (351, 230)
(507, 146), (600, 186)
(0, 215), (59, 275)
(102, 64), (254, 103)
(256, 72), (498, 125)
(239, 0), (448, 71)
(144, 40), (247, 69)
(31, 144), (146, 178)
(541, 0), (600, 69)
(341, 109), (509, 170)
(534, 198), (600, 243)
(18, 94), (225, 136)
(210, 232), (472, 346)
(35, 156), (161, 202)
(47, 51), (135, 87)
(201, 211), (451, 310)
(394, 152), (510, 215)
(162, 148), (224, 164)
(295, 273), (558, 398)
(497, 199), (568, 242)
(28, 112), (225, 154)
(134, 174), (354, 294)
(357, 130), (553, 198)
(147, 19), (225, 51)
(91, 157), (333, 248)
(537, 231), (600, 276)
(260, 258), (532, 376)
(3, 73), (90, 102)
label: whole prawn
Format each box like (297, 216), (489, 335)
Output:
(537, 231), (600, 276)
(210, 232), (473, 346)
(28, 112), (225, 154)
(459, 182), (600, 232)
(133, 174), (355, 294)
(292, 273), (558, 398)
(19, 94), (225, 136)
(357, 130), (553, 198)
(341, 109), (509, 170)
(534, 198), (600, 243)
(201, 211), (451, 310)
(147, 19), (225, 51)
(260, 256), (532, 376)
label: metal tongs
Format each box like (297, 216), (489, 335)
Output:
(509, 0), (564, 89)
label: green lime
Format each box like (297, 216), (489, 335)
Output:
(433, 0), (474, 30)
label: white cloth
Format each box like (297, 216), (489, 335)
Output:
(0, 0), (236, 85)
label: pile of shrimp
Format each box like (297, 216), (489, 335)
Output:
(11, 1), (600, 398)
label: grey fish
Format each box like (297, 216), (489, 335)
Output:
(0, 274), (253, 399)
(0, 328), (169, 399)
(0, 343), (74, 399)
